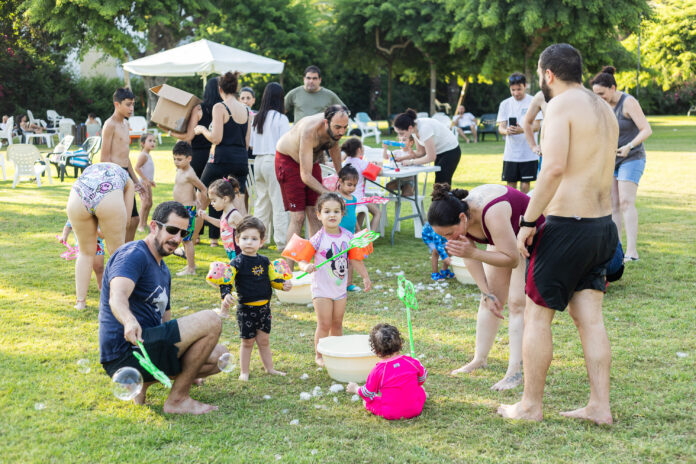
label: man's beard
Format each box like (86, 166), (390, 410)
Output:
(541, 74), (552, 103)
(326, 125), (341, 141)
(153, 235), (178, 257)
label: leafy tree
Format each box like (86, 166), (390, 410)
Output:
(447, 0), (649, 83)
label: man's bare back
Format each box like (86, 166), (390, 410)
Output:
(276, 113), (338, 163)
(540, 87), (617, 218)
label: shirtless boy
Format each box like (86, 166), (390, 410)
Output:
(172, 141), (207, 276)
(498, 44), (619, 425)
(275, 104), (348, 247)
(101, 88), (144, 242)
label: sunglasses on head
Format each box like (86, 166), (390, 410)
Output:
(509, 75), (525, 85)
(154, 221), (187, 237)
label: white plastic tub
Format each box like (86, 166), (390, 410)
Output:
(275, 271), (313, 305)
(317, 335), (380, 383)
(450, 257), (477, 286)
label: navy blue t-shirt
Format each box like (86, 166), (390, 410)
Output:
(99, 240), (171, 363)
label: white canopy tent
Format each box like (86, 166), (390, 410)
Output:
(122, 39), (284, 88)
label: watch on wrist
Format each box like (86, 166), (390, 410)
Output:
(520, 218), (537, 228)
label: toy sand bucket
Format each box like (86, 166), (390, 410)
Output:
(281, 234), (316, 262)
(322, 175), (338, 191)
(362, 162), (381, 181)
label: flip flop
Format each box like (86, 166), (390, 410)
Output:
(173, 247), (186, 259)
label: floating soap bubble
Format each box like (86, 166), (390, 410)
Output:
(299, 392), (311, 401)
(217, 353), (236, 373)
(34, 402), (46, 410)
(263, 395), (272, 400)
(289, 419), (299, 426)
(300, 373), (309, 380)
(329, 384), (344, 393)
(112, 367), (143, 401)
(77, 358), (90, 374)
(351, 394), (360, 402)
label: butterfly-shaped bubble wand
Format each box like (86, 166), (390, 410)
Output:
(345, 196), (390, 206)
(297, 230), (380, 279)
(397, 275), (418, 357)
(133, 341), (172, 388)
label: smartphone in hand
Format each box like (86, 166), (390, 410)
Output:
(508, 117), (517, 127)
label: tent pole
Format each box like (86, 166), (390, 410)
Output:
(124, 70), (131, 89)
(202, 74), (208, 91)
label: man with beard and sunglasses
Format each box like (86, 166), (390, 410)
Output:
(99, 201), (228, 415)
(275, 104), (349, 252)
(497, 44), (619, 425)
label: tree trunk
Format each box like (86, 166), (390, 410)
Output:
(447, 77), (459, 114)
(387, 62), (393, 118)
(429, 60), (436, 116)
(369, 74), (381, 119)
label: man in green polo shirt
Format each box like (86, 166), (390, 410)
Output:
(285, 65), (345, 122)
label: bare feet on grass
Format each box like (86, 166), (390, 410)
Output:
(193, 378), (205, 386)
(497, 401), (543, 421)
(315, 356), (325, 367)
(239, 372), (249, 381)
(560, 406), (613, 425)
(163, 396), (218, 415)
(491, 372), (523, 391)
(176, 267), (196, 276)
(266, 369), (286, 376)
(450, 359), (487, 375)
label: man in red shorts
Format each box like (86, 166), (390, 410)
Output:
(275, 105), (348, 247)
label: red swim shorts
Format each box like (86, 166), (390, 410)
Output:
(275, 151), (322, 212)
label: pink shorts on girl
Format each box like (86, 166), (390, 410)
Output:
(358, 355), (427, 420)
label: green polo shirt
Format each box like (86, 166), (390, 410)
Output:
(284, 87), (345, 122)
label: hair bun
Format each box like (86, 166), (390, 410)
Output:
(601, 66), (616, 75)
(405, 108), (418, 119)
(451, 188), (469, 200)
(430, 183), (451, 201)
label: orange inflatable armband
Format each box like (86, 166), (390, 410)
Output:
(281, 234), (316, 263)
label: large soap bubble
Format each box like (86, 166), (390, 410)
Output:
(217, 353), (236, 373)
(112, 367), (143, 401)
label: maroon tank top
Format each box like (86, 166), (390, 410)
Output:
(466, 186), (545, 245)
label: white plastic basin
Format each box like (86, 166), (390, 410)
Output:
(450, 257), (477, 286)
(275, 271), (313, 305)
(317, 335), (380, 383)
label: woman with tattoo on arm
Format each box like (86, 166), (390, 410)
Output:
(428, 183), (544, 390)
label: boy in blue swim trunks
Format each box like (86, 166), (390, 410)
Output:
(421, 222), (454, 281)
(172, 141), (207, 276)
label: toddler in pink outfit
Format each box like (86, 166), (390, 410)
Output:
(347, 323), (427, 420)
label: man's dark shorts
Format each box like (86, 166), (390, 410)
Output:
(102, 319), (182, 382)
(525, 215), (618, 311)
(275, 151), (322, 212)
(122, 166), (139, 217)
(237, 303), (272, 339)
(502, 160), (538, 183)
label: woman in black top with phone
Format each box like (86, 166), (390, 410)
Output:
(194, 72), (251, 244)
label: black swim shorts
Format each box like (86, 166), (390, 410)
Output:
(502, 160), (538, 183)
(237, 303), (272, 339)
(122, 166), (139, 217)
(102, 319), (182, 382)
(525, 215), (618, 311)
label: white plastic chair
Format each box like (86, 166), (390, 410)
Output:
(46, 110), (63, 128)
(353, 112), (381, 144)
(1, 116), (20, 149)
(59, 118), (76, 140)
(47, 135), (74, 178)
(432, 112), (452, 129)
(7, 144), (52, 187)
(129, 116), (162, 143)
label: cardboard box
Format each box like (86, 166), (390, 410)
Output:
(149, 84), (201, 132)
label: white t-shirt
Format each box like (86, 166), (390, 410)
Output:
(497, 94), (543, 162)
(343, 157), (369, 200)
(250, 110), (290, 156)
(454, 112), (476, 128)
(412, 118), (459, 154)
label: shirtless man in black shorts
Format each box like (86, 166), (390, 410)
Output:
(101, 88), (144, 242)
(275, 105), (348, 243)
(498, 44), (619, 425)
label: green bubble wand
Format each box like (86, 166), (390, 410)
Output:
(133, 341), (172, 388)
(297, 230), (380, 278)
(396, 275), (418, 357)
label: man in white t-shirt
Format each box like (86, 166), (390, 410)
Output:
(497, 73), (543, 193)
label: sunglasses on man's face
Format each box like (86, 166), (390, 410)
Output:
(509, 75), (525, 85)
(154, 221), (187, 237)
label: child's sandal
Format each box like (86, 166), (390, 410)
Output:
(440, 269), (455, 279)
(431, 272), (444, 281)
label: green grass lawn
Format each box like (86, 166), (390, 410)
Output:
(1, 116), (695, 463)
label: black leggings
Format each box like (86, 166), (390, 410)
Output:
(200, 161), (248, 239)
(434, 145), (462, 186)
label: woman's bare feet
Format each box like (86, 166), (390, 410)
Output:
(176, 267), (196, 276)
(315, 356), (325, 367)
(163, 396), (218, 415)
(450, 359), (487, 375)
(239, 372), (249, 381)
(560, 406), (613, 425)
(497, 401), (543, 421)
(491, 372), (523, 391)
(265, 369), (286, 376)
(210, 239), (219, 247)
